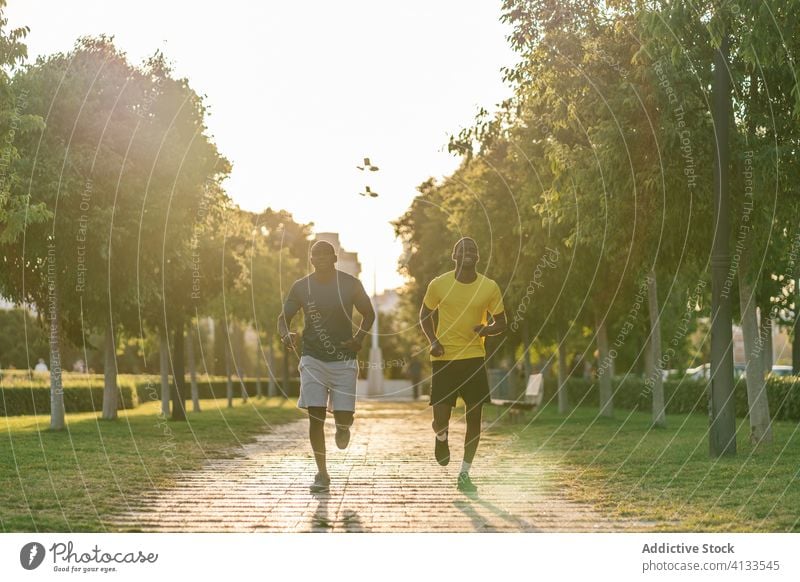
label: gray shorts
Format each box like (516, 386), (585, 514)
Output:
(297, 355), (358, 412)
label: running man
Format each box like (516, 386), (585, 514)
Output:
(278, 241), (375, 493)
(419, 237), (506, 493)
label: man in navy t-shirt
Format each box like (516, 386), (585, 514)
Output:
(278, 241), (374, 493)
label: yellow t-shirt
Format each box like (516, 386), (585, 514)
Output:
(422, 270), (504, 361)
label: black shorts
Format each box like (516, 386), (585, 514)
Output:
(430, 357), (490, 408)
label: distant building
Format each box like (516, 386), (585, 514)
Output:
(313, 232), (361, 278)
(374, 289), (399, 314)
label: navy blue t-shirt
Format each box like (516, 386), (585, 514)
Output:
(283, 270), (369, 362)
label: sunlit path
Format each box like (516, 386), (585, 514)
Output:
(112, 403), (657, 532)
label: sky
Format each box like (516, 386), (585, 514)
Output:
(6, 0), (517, 291)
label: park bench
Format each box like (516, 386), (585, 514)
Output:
(488, 372), (544, 423)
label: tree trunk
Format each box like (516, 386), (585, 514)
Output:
(644, 332), (654, 389)
(214, 317), (227, 376)
(597, 317), (613, 418)
(48, 276), (65, 431)
(647, 270), (666, 428)
(101, 317), (119, 420)
(268, 337), (277, 397)
(759, 309), (773, 377)
(171, 315), (187, 421)
(225, 328), (233, 408)
(239, 365), (248, 403)
(235, 324), (248, 403)
(187, 321), (200, 412)
(738, 271), (773, 445)
(520, 320), (532, 379)
(159, 325), (170, 417)
(557, 338), (569, 414)
(255, 345), (263, 398)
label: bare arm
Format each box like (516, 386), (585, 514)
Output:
(474, 312), (507, 337)
(339, 285), (376, 352)
(353, 291), (376, 341)
(277, 303), (301, 348)
(420, 303), (444, 357)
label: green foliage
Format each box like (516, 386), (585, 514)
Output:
(0, 308), (49, 368)
(397, 0), (800, 421)
(0, 377), (138, 416)
(548, 375), (800, 421)
(136, 378), (300, 402)
(0, 370), (305, 415)
(0, 27), (314, 423)
(0, 0), (48, 247)
(765, 376), (800, 421)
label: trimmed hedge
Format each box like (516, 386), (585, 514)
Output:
(544, 375), (800, 421)
(135, 378), (301, 403)
(0, 373), (300, 416)
(765, 376), (800, 421)
(0, 379), (139, 417)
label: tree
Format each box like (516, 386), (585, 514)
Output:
(0, 3), (55, 422)
(0, 308), (48, 368)
(6, 38), (182, 423)
(0, 36), (112, 430)
(131, 52), (231, 421)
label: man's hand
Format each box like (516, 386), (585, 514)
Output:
(430, 339), (445, 358)
(281, 332), (298, 350)
(338, 334), (365, 352)
(474, 314), (507, 338)
(473, 324), (490, 337)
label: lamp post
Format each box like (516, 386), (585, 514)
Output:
(366, 268), (383, 397)
(709, 25), (736, 457)
(357, 157), (383, 397)
(252, 224), (280, 398)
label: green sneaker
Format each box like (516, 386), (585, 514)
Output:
(309, 472), (330, 493)
(457, 472), (477, 493)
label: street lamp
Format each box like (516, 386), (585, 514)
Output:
(357, 157), (383, 397)
(709, 25), (736, 457)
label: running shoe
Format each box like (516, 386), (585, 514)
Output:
(434, 430), (450, 466)
(457, 472), (478, 493)
(309, 472), (331, 493)
(335, 425), (351, 449)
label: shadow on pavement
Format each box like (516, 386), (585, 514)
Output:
(453, 495), (539, 532)
(310, 493), (368, 532)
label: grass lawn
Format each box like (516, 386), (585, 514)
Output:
(490, 404), (800, 532)
(0, 398), (303, 532)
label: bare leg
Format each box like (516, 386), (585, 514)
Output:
(432, 403), (452, 436)
(333, 410), (354, 430)
(308, 406), (328, 476)
(464, 403), (483, 464)
(432, 403), (452, 466)
(333, 410), (354, 449)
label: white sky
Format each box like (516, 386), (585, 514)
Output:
(7, 0), (516, 291)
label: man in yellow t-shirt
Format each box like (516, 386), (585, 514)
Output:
(419, 237), (506, 493)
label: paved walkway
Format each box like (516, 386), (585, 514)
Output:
(113, 402), (655, 532)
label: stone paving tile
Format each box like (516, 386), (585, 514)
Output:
(112, 402), (656, 532)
